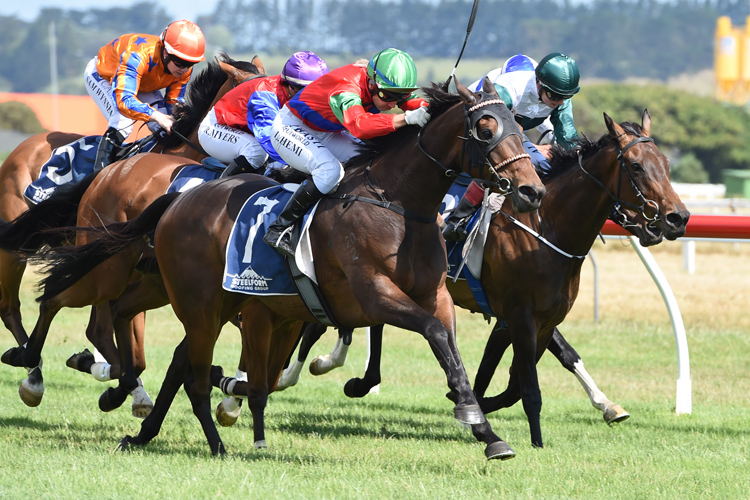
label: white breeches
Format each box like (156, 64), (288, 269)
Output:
(84, 57), (167, 136)
(198, 109), (269, 166)
(270, 107), (360, 193)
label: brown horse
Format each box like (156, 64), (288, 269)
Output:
(275, 109), (690, 449)
(33, 79), (546, 459)
(0, 52), (264, 351)
(0, 54), (263, 409)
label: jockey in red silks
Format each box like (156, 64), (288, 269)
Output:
(197, 52), (329, 178)
(84, 20), (206, 170)
(264, 48), (431, 257)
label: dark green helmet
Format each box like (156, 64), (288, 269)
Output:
(535, 53), (580, 97)
(366, 48), (418, 92)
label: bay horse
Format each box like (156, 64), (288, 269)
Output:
(33, 79), (546, 459)
(0, 54), (263, 409)
(272, 110), (690, 449)
(272, 204), (666, 420)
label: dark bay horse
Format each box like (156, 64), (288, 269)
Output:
(34, 79), (546, 459)
(0, 54), (263, 409)
(0, 53), (264, 350)
(272, 110), (690, 448)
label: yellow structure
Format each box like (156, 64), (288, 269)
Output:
(715, 16), (750, 106)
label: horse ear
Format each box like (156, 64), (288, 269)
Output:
(216, 58), (243, 85)
(481, 77), (498, 97)
(641, 108), (652, 137)
(455, 77), (476, 103)
(251, 55), (266, 75)
(603, 112), (625, 138)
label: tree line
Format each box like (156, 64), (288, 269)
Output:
(1, 0), (748, 180)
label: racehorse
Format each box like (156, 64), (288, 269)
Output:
(273, 205), (667, 420)
(33, 79), (546, 459)
(270, 110), (690, 449)
(0, 53), (263, 409)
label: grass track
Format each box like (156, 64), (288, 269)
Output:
(0, 239), (748, 499)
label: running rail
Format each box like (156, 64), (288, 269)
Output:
(598, 214), (750, 415)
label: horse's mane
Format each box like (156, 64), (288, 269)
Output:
(344, 82), (461, 168)
(159, 52), (259, 149)
(543, 121), (645, 181)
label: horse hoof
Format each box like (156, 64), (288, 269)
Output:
(603, 404), (630, 424)
(2, 346), (24, 367)
(131, 402), (153, 419)
(66, 349), (94, 372)
(215, 399), (241, 427)
(99, 388), (128, 412)
(454, 404), (485, 425)
(254, 440), (267, 449)
(114, 436), (132, 452)
(19, 378), (44, 407)
(309, 355), (330, 376)
(485, 441), (516, 460)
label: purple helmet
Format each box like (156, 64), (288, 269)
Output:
(281, 51), (329, 86)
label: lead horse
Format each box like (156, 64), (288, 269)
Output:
(273, 110), (690, 448)
(34, 79), (546, 459)
(0, 54), (263, 409)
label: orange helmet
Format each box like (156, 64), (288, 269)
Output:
(160, 20), (206, 63)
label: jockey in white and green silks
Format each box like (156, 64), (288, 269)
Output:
(470, 52), (581, 177)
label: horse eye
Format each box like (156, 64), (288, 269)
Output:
(630, 161), (644, 173)
(480, 128), (493, 140)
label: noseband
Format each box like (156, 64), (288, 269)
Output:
(417, 92), (529, 193)
(579, 135), (661, 224)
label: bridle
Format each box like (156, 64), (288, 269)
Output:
(417, 92), (530, 194)
(578, 135), (661, 225)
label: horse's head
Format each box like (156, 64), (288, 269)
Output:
(455, 77), (545, 213)
(603, 109), (689, 240)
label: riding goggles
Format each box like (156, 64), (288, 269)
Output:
(169, 56), (195, 70)
(376, 88), (412, 104)
(541, 86), (573, 102)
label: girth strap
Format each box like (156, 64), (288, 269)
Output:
(332, 193), (437, 224)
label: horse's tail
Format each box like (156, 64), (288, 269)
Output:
(0, 169), (103, 253)
(33, 191), (181, 302)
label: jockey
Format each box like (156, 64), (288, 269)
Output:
(264, 47), (431, 257)
(84, 20), (206, 170)
(197, 51), (329, 178)
(443, 52), (581, 241)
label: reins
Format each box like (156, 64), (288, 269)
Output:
(495, 134), (659, 261)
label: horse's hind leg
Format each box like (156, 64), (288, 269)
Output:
(102, 277), (167, 417)
(310, 327), (351, 375)
(0, 252), (29, 346)
(277, 322), (324, 390)
(118, 337), (190, 451)
(473, 321), (512, 399)
(344, 325), (382, 398)
(67, 305), (119, 382)
(547, 327), (629, 424)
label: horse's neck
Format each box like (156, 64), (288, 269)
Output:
(537, 147), (619, 256)
(368, 111), (464, 218)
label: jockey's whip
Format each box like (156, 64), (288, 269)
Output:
(445, 0), (481, 88)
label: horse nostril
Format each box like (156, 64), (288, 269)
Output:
(518, 184), (546, 202)
(666, 212), (687, 228)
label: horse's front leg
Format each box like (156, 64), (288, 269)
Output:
(473, 320), (513, 399)
(344, 325), (382, 398)
(547, 327), (629, 424)
(277, 322), (327, 390)
(508, 312), (544, 448)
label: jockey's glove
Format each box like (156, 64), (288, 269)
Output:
(404, 106), (431, 127)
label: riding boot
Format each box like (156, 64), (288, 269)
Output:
(219, 156), (261, 178)
(93, 127), (125, 171)
(263, 180), (324, 257)
(442, 181), (484, 242)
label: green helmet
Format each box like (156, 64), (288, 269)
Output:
(366, 48), (418, 92)
(535, 52), (580, 97)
